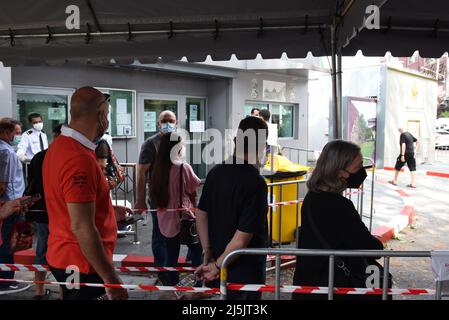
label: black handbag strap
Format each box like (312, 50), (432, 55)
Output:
(304, 198), (351, 276)
(179, 163), (184, 217)
(178, 163), (196, 221)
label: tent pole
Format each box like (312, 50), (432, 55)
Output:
(337, 51), (342, 139)
(330, 25), (338, 139)
(330, 24), (342, 140)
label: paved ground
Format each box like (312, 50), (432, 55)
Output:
(2, 155), (449, 300)
(379, 165), (449, 300)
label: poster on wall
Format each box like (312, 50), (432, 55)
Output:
(144, 111), (157, 132)
(346, 97), (377, 161)
(190, 120), (205, 133)
(116, 113), (132, 125)
(144, 121), (157, 132)
(48, 107), (66, 121)
(190, 105), (198, 121)
(116, 99), (128, 114)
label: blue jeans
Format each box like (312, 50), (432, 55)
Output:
(34, 223), (49, 265)
(147, 196), (165, 267)
(159, 234), (203, 286)
(0, 215), (17, 288)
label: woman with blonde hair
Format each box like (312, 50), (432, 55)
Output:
(293, 140), (384, 300)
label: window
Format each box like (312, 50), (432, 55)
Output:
(97, 88), (136, 138)
(244, 103), (269, 117)
(16, 92), (68, 143)
(271, 104), (294, 138)
(244, 101), (295, 138)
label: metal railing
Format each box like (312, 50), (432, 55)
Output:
(345, 157), (376, 232)
(111, 163), (140, 244)
(220, 248), (442, 300)
(280, 146), (318, 166)
(23, 161), (142, 244)
(266, 179), (308, 248)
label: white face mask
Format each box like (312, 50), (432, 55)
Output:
(33, 123), (44, 131)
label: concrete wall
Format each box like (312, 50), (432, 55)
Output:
(308, 73), (331, 152)
(11, 65), (211, 164)
(0, 67), (12, 118)
(230, 71), (309, 164)
(10, 65), (312, 168)
(383, 68), (438, 167)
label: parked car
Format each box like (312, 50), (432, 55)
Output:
(435, 129), (449, 149)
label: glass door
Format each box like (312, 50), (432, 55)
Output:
(186, 98), (206, 179)
(143, 99), (178, 140)
(13, 87), (73, 143)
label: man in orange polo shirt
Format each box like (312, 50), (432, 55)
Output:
(43, 87), (128, 300)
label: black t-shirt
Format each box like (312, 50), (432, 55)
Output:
(138, 133), (161, 186)
(26, 149), (48, 223)
(198, 158), (268, 282)
(399, 132), (417, 155)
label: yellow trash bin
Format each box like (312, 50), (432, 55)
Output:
(264, 154), (310, 244)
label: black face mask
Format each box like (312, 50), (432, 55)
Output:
(345, 167), (367, 189)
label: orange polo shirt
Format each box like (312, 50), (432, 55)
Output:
(43, 127), (117, 274)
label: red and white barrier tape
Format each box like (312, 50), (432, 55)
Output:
(26, 199), (305, 215)
(0, 277), (435, 296)
(227, 284), (435, 295)
(0, 278), (219, 294)
(0, 264), (196, 273)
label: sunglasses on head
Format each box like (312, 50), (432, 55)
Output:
(96, 93), (110, 109)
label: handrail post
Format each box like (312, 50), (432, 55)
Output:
(275, 254), (281, 300)
(328, 255), (335, 300)
(220, 266), (228, 300)
(369, 162), (375, 232)
(295, 182), (300, 245)
(382, 256), (390, 300)
(435, 280), (443, 300)
(278, 185), (283, 248)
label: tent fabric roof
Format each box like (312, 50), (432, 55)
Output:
(342, 0), (449, 57)
(0, 0), (448, 66)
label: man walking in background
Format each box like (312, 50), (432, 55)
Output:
(390, 126), (419, 188)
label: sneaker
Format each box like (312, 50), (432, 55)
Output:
(0, 283), (32, 295)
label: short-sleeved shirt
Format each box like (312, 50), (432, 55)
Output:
(16, 128), (48, 161)
(43, 125), (117, 274)
(198, 157), (268, 281)
(0, 139), (25, 202)
(400, 132), (418, 155)
(138, 133), (161, 187)
(157, 161), (201, 238)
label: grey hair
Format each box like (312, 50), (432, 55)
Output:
(307, 140), (361, 194)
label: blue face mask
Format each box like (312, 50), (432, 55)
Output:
(160, 122), (176, 133)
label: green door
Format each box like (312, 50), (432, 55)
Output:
(186, 98), (206, 180)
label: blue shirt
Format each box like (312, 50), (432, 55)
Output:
(0, 139), (25, 201)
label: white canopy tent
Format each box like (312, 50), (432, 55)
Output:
(1, 0), (448, 137)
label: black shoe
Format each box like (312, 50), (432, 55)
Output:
(33, 289), (52, 300)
